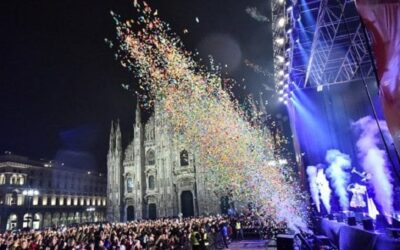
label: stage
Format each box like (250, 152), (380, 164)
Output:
(318, 218), (400, 250)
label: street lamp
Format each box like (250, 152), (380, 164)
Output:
(22, 189), (39, 228)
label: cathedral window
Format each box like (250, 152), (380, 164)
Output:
(180, 150), (189, 166)
(148, 175), (155, 190)
(127, 177), (134, 193)
(146, 150), (155, 165)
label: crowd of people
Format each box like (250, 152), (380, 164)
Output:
(0, 214), (288, 250)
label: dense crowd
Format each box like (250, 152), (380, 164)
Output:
(0, 215), (288, 250)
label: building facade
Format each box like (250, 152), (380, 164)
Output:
(0, 152), (107, 231)
(107, 103), (220, 222)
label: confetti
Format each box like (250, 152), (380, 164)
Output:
(109, 1), (308, 230)
(245, 6), (269, 22)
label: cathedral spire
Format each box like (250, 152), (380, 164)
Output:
(108, 121), (116, 153)
(115, 119), (122, 153)
(135, 100), (141, 124)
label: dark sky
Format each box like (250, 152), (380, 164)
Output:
(0, 0), (277, 172)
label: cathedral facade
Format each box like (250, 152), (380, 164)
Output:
(107, 103), (220, 222)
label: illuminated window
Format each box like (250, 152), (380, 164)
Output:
(80, 197), (84, 206)
(19, 175), (24, 185)
(32, 196), (39, 206)
(67, 197), (71, 206)
(42, 196), (48, 206)
(10, 175), (17, 185)
(51, 196), (56, 206)
(17, 194), (23, 205)
(59, 196), (64, 206)
(74, 197), (78, 206)
(0, 174), (5, 185)
(127, 177), (134, 193)
(6, 214), (17, 230)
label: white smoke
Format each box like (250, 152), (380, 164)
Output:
(325, 149), (351, 211)
(353, 116), (393, 223)
(316, 167), (332, 214)
(306, 165), (321, 212)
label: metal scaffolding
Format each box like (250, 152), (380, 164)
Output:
(272, 0), (376, 91)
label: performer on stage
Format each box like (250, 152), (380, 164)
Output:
(350, 168), (379, 219)
(347, 183), (367, 208)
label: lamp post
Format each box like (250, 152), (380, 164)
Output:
(22, 189), (39, 228)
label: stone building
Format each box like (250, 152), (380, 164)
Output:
(107, 103), (220, 222)
(0, 152), (107, 231)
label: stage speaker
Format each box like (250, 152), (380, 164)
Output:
(362, 218), (374, 231)
(388, 228), (400, 238)
(347, 216), (357, 226)
(276, 234), (294, 250)
(376, 215), (389, 229)
(335, 212), (345, 222)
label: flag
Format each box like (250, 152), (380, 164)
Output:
(355, 0), (400, 154)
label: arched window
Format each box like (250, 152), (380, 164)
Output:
(180, 150), (189, 166)
(23, 213), (32, 228)
(148, 176), (155, 190)
(10, 175), (17, 185)
(32, 213), (42, 229)
(6, 214), (18, 230)
(11, 191), (18, 205)
(0, 174), (5, 184)
(19, 175), (24, 185)
(127, 177), (134, 193)
(146, 150), (155, 165)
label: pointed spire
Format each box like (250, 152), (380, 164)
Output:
(135, 100), (141, 124)
(115, 119), (122, 153)
(108, 121), (116, 153)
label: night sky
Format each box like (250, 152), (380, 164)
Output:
(0, 0), (278, 172)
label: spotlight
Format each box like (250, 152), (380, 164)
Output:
(285, 61), (290, 67)
(283, 100), (288, 105)
(287, 6), (293, 12)
(278, 0), (285, 4)
(278, 80), (284, 86)
(317, 85), (323, 92)
(278, 70), (284, 76)
(284, 73), (289, 78)
(276, 55), (285, 64)
(278, 89), (284, 94)
(279, 96), (284, 102)
(287, 28), (292, 34)
(275, 37), (285, 46)
(283, 93), (289, 97)
(295, 38), (300, 43)
(277, 17), (286, 28)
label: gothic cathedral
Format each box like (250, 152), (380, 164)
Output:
(106, 102), (220, 222)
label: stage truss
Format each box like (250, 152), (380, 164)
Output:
(271, 0), (376, 98)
